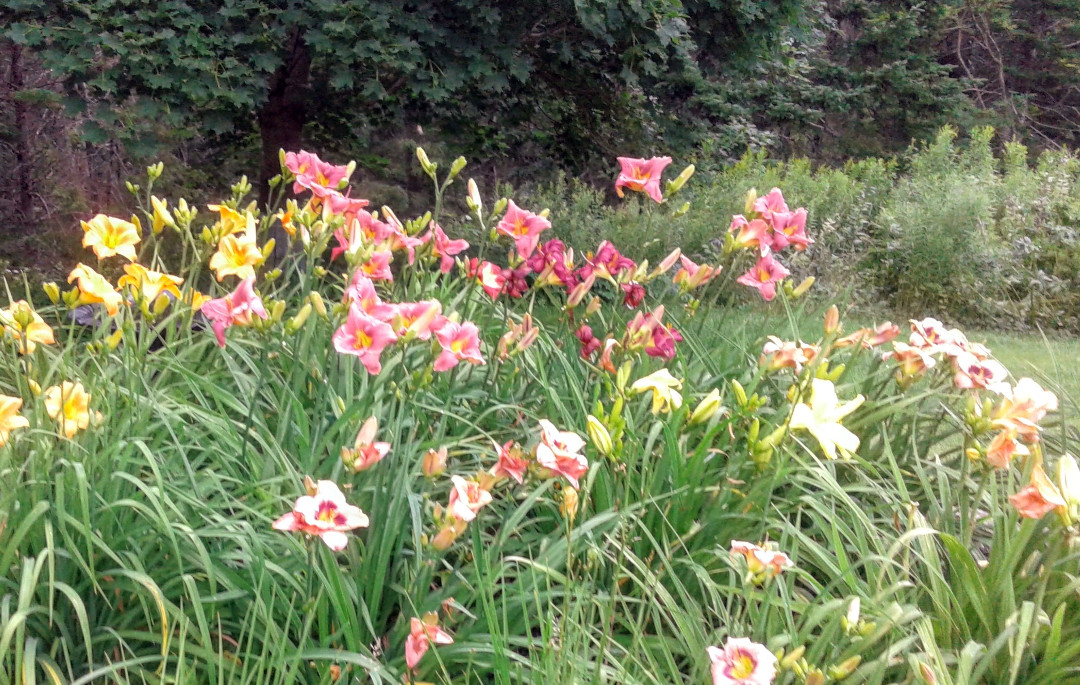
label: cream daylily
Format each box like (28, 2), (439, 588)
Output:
(789, 378), (864, 460)
(629, 368), (683, 415)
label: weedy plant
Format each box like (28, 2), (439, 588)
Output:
(0, 147), (1076, 685)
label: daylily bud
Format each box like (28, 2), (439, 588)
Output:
(539, 208), (550, 219)
(308, 291), (327, 319)
(105, 328), (124, 350)
(422, 447), (448, 477)
(780, 645), (805, 669)
(416, 147), (436, 177)
(586, 415), (614, 456)
(152, 293), (171, 316)
(492, 198), (508, 217)
(278, 148), (288, 172)
(585, 296), (602, 317)
(27, 379), (40, 396)
(261, 239), (276, 262)
(449, 156), (467, 179)
(731, 380), (748, 409)
(744, 188), (758, 216)
(828, 656), (861, 681)
(43, 282), (60, 304)
(805, 670), (825, 685)
(62, 288), (80, 308)
(824, 305), (840, 335)
(651, 248), (682, 277)
(917, 662), (937, 684)
(672, 201), (690, 218)
(431, 519), (467, 551)
(467, 178), (482, 213)
(344, 161), (357, 185)
(1057, 453), (1080, 523)
(689, 389), (722, 426)
(286, 303), (312, 334)
(965, 446), (981, 462)
(616, 361), (633, 394)
(147, 161), (163, 181)
(264, 268), (282, 283)
(304, 475), (318, 496)
(559, 487), (579, 524)
(666, 164), (694, 195)
(200, 226), (214, 244)
(270, 300), (286, 324)
(791, 276), (815, 298)
(125, 181), (139, 195)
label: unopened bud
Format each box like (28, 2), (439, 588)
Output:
(744, 188), (758, 216)
(152, 294), (171, 316)
(805, 670), (825, 685)
(422, 447), (448, 477)
(828, 656), (861, 681)
(261, 239), (276, 261)
(689, 388), (722, 426)
(586, 415), (613, 456)
(917, 662), (936, 684)
(43, 282), (60, 304)
(467, 178), (482, 213)
(286, 303), (312, 334)
(449, 156), (467, 179)
(731, 380), (748, 408)
(672, 201), (691, 218)
(780, 645), (805, 670)
(824, 305), (839, 335)
(416, 147), (436, 177)
(308, 291), (327, 319)
(559, 487), (579, 524)
(791, 276), (815, 298)
(492, 198), (508, 217)
(270, 300), (286, 324)
(105, 328), (124, 350)
(585, 296), (602, 317)
(666, 164), (695, 195)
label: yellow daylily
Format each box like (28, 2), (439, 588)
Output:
(68, 263), (123, 315)
(44, 381), (99, 439)
(117, 263), (184, 303)
(150, 196), (175, 234)
(0, 395), (29, 445)
(629, 368), (684, 415)
(789, 378), (864, 460)
(209, 219), (262, 281)
(0, 300), (55, 354)
(81, 214), (141, 261)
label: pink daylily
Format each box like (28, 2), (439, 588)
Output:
(285, 151), (351, 196)
(424, 222), (470, 273)
(342, 271), (397, 321)
(621, 281), (645, 308)
(728, 215), (770, 251)
(341, 416), (391, 472)
(434, 321), (485, 372)
(490, 440), (530, 484)
(672, 255), (722, 290)
(769, 208), (812, 251)
(614, 156), (672, 203)
(332, 305), (398, 374)
(359, 250), (394, 282)
(645, 323), (682, 360)
(536, 419), (588, 489)
(405, 615), (454, 671)
(200, 276), (269, 347)
(471, 260), (506, 299)
(271, 480), (369, 551)
(736, 253), (790, 301)
(708, 637), (777, 685)
(952, 352), (1009, 393)
(391, 300), (443, 340)
(752, 187), (789, 219)
(729, 540), (794, 578)
(447, 475), (493, 523)
(496, 201), (551, 259)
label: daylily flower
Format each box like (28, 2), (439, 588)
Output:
(752, 187), (789, 220)
(272, 479), (369, 551)
(434, 321), (485, 372)
(200, 276), (269, 347)
(760, 337), (818, 374)
(598, 338), (618, 373)
(1010, 461), (1066, 520)
(672, 255), (721, 291)
(206, 204), (252, 237)
(332, 304), (398, 374)
(614, 156), (672, 204)
(621, 281), (645, 308)
(391, 300), (443, 341)
(0, 395), (29, 446)
(582, 240), (636, 282)
(986, 428), (1028, 469)
(0, 300), (55, 354)
(708, 637), (777, 685)
(952, 352), (1009, 393)
(68, 263), (123, 315)
(490, 440), (527, 481)
(150, 196), (174, 233)
(81, 214), (141, 261)
(883, 341), (937, 381)
(834, 322), (900, 349)
(496, 200), (550, 259)
(341, 416), (391, 472)
(768, 208), (812, 251)
(447, 475), (493, 522)
(422, 447), (448, 477)
(992, 377), (1058, 442)
(629, 368), (684, 415)
(730, 541), (794, 580)
(645, 323), (682, 361)
(285, 150), (352, 196)
(736, 253), (790, 301)
(117, 263), (184, 304)
(469, 259), (506, 299)
(44, 381), (99, 439)
(405, 614), (454, 671)
(575, 325), (601, 358)
(535, 419), (589, 489)
(342, 271), (396, 320)
(209, 219), (262, 281)
(424, 222), (470, 273)
(909, 317), (965, 355)
(358, 251), (394, 282)
(728, 216), (770, 251)
(789, 378), (865, 460)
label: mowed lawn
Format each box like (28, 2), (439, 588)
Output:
(975, 330), (1080, 415)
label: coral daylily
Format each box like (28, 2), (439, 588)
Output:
(708, 637), (778, 685)
(447, 475), (493, 522)
(68, 263), (123, 315)
(332, 305), (398, 375)
(44, 381), (98, 439)
(81, 214), (141, 261)
(0, 300), (55, 354)
(1010, 461), (1066, 520)
(200, 276), (269, 347)
(730, 541), (794, 579)
(405, 614), (454, 671)
(272, 479), (369, 551)
(614, 156), (672, 204)
(672, 255), (722, 291)
(535, 419), (588, 489)
(490, 440), (530, 484)
(992, 377), (1058, 442)
(285, 150), (352, 196)
(433, 321), (485, 372)
(496, 200), (550, 259)
(883, 341), (937, 381)
(341, 416), (391, 472)
(760, 337), (818, 373)
(986, 428), (1028, 469)
(424, 222), (470, 273)
(117, 263), (184, 304)
(629, 368), (684, 415)
(736, 253), (790, 302)
(0, 395), (29, 446)
(789, 378), (865, 460)
(209, 222), (262, 281)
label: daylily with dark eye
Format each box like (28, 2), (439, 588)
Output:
(272, 479), (369, 551)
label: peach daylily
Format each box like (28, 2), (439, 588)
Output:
(0, 395), (29, 446)
(736, 253), (790, 302)
(44, 381), (98, 439)
(117, 263), (184, 304)
(490, 440), (530, 484)
(1010, 462), (1066, 520)
(332, 304), (398, 375)
(272, 479), (369, 551)
(952, 352), (1009, 394)
(200, 276), (268, 347)
(496, 201), (551, 259)
(986, 428), (1028, 469)
(405, 614), (454, 671)
(708, 637), (777, 685)
(81, 214), (141, 261)
(884, 341), (937, 381)
(340, 416), (391, 473)
(0, 300), (55, 354)
(614, 156), (672, 204)
(68, 263), (123, 316)
(447, 475), (493, 522)
(433, 321), (485, 372)
(535, 419), (589, 489)
(760, 336), (818, 374)
(992, 377), (1058, 442)
(834, 322), (900, 349)
(729, 540), (794, 579)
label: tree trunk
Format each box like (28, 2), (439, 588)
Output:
(9, 41), (33, 224)
(257, 30), (311, 211)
